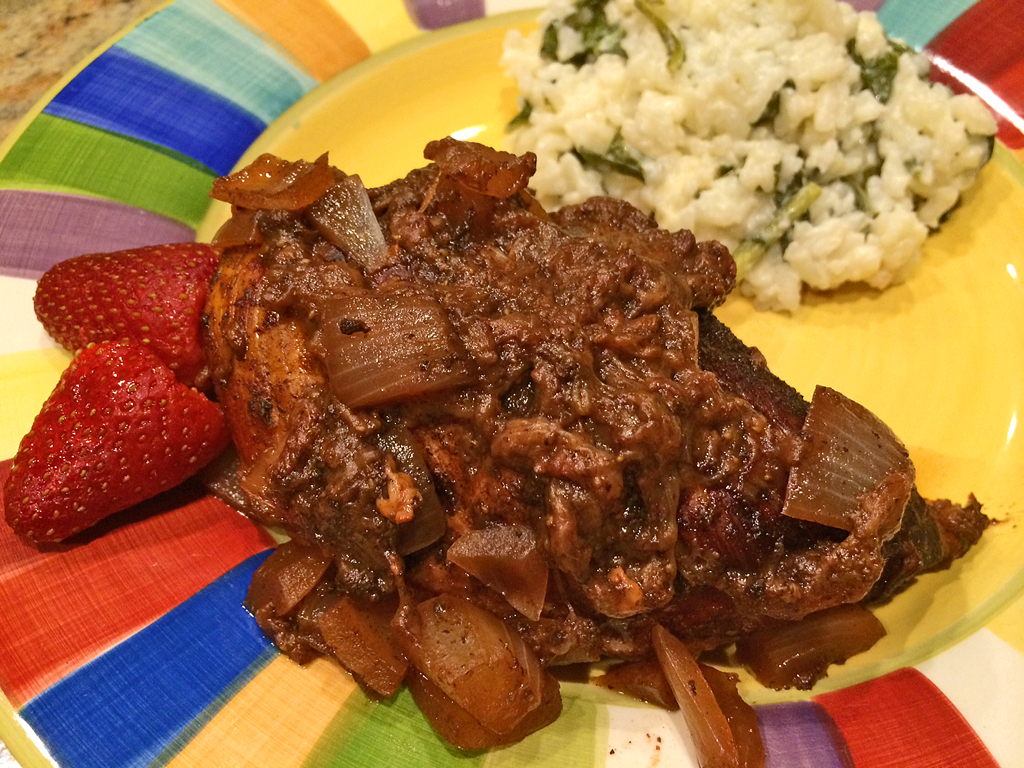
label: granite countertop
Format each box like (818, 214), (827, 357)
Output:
(0, 0), (166, 142)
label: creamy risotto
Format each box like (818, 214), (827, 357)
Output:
(502, 0), (997, 310)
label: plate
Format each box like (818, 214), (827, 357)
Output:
(2, 1), (1024, 767)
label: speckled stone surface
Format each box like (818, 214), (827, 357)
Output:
(0, 0), (166, 142)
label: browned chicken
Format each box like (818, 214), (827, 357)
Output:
(201, 139), (987, 751)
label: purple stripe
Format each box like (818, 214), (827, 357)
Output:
(0, 190), (195, 279)
(845, 0), (886, 10)
(403, 0), (485, 30)
(757, 701), (855, 768)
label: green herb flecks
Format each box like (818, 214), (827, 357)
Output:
(541, 22), (561, 61)
(772, 167), (818, 209)
(848, 38), (913, 104)
(842, 160), (881, 213)
(753, 80), (794, 128)
(846, 176), (872, 213)
(507, 100), (534, 132)
(635, 0), (684, 72)
(572, 132), (646, 181)
(542, 0), (627, 68)
(734, 182), (821, 279)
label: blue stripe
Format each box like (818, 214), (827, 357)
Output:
(118, 0), (316, 125)
(43, 46), (265, 176)
(878, 0), (979, 49)
(21, 551), (275, 768)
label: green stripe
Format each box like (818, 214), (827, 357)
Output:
(878, 0), (979, 49)
(304, 686), (601, 767)
(483, 688), (601, 768)
(303, 687), (487, 767)
(0, 114), (215, 227)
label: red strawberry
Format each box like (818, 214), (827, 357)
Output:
(3, 341), (231, 543)
(33, 243), (220, 389)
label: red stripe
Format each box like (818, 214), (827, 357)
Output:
(924, 0), (1024, 149)
(0, 460), (273, 705)
(814, 668), (999, 768)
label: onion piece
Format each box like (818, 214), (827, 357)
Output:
(307, 175), (390, 272)
(447, 524), (549, 621)
(424, 136), (535, 199)
(734, 603), (886, 691)
(320, 292), (474, 409)
(652, 624), (742, 768)
(406, 669), (500, 750)
(211, 153), (334, 210)
(211, 208), (262, 249)
(783, 385), (914, 532)
(198, 445), (254, 516)
(253, 582), (335, 664)
(375, 422), (446, 555)
(595, 659), (679, 710)
(246, 540), (333, 618)
(699, 664), (765, 768)
(318, 597), (408, 697)
(407, 667), (562, 750)
(396, 594), (545, 736)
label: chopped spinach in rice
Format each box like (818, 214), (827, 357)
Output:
(503, 0), (996, 311)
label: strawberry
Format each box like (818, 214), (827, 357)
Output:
(3, 341), (231, 543)
(33, 243), (220, 389)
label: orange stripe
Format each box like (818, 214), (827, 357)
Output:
(214, 0), (371, 82)
(166, 655), (357, 767)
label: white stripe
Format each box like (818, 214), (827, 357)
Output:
(605, 702), (700, 767)
(0, 277), (57, 356)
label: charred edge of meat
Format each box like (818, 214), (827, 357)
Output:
(696, 307), (989, 606)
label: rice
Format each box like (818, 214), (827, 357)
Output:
(501, 0), (997, 311)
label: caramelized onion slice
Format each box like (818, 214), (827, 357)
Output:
(447, 524), (549, 621)
(318, 597), (408, 697)
(595, 659), (679, 710)
(199, 445), (253, 516)
(424, 136), (536, 199)
(652, 625), (742, 768)
(734, 603), (886, 691)
(211, 208), (262, 249)
(699, 664), (766, 768)
(396, 594), (545, 736)
(307, 175), (389, 272)
(408, 666), (561, 750)
(253, 582), (335, 664)
(406, 669), (499, 750)
(211, 153), (334, 210)
(320, 292), (474, 409)
(783, 385), (914, 532)
(247, 541), (333, 618)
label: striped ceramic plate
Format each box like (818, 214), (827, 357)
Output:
(1, 1), (1023, 766)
